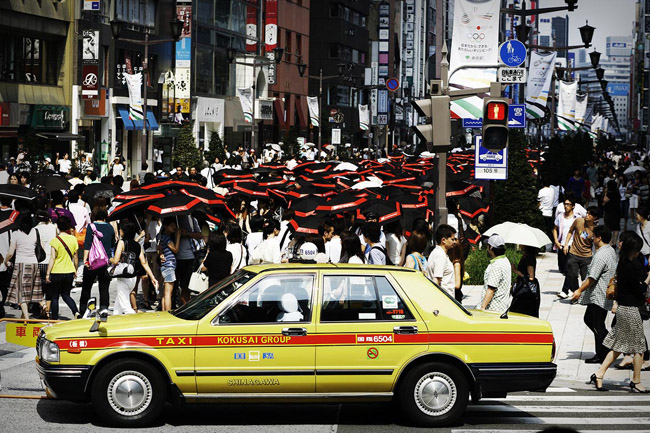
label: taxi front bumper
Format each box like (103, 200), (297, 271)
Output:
(36, 359), (92, 402)
(469, 362), (557, 396)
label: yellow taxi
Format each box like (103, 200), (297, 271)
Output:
(36, 264), (556, 427)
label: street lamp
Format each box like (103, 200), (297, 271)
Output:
(527, 21), (595, 51)
(110, 18), (184, 168)
(227, 46), (284, 151)
(595, 67), (605, 81)
(578, 22), (595, 49)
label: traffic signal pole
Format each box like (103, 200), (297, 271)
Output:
(437, 44), (450, 228)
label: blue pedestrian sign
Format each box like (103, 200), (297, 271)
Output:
(462, 118), (483, 129)
(475, 136), (508, 180)
(508, 104), (526, 128)
(499, 40), (527, 67)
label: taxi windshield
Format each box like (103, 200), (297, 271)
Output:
(171, 270), (256, 320)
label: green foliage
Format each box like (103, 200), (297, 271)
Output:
(464, 245), (523, 285)
(174, 121), (202, 170)
(204, 130), (226, 164)
(493, 129), (545, 230)
(281, 127), (300, 156)
(21, 129), (46, 167)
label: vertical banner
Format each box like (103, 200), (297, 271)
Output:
(574, 94), (588, 128)
(265, 0), (278, 84)
(449, 0), (500, 120)
(307, 97), (320, 127)
(174, 6), (192, 115)
(124, 73), (144, 121)
(246, 0), (258, 53)
(557, 81), (577, 131)
(525, 51), (557, 120)
(358, 105), (369, 130)
(82, 30), (100, 100)
(237, 88), (254, 123)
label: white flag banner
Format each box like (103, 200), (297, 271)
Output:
(557, 81), (577, 131)
(574, 94), (588, 127)
(358, 104), (369, 130)
(525, 51), (557, 120)
(236, 87), (254, 123)
(448, 0), (500, 120)
(307, 96), (320, 127)
(124, 72), (144, 121)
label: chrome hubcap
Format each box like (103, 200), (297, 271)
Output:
(107, 370), (152, 416)
(414, 372), (456, 416)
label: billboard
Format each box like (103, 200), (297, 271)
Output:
(606, 83), (629, 96)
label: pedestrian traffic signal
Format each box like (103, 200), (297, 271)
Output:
(481, 98), (509, 152)
(410, 95), (451, 152)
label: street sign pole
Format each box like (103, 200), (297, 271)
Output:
(437, 44), (450, 229)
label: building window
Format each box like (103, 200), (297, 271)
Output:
(295, 34), (302, 58)
(0, 34), (61, 85)
(329, 84), (351, 107)
(329, 44), (339, 59)
(330, 3), (340, 17)
(196, 45), (214, 94)
(285, 30), (292, 62)
(115, 0), (156, 28)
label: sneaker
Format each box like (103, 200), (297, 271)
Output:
(557, 292), (569, 299)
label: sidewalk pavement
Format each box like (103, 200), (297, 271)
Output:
(462, 251), (650, 388)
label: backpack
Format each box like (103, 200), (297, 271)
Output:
(87, 223), (109, 270)
(370, 245), (393, 265)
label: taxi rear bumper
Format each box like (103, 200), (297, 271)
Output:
(469, 362), (557, 396)
(36, 359), (92, 402)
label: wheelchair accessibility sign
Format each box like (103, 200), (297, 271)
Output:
(475, 136), (508, 180)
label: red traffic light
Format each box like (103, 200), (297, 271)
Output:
(486, 101), (507, 121)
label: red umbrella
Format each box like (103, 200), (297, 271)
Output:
(109, 195), (164, 221)
(147, 195), (206, 218)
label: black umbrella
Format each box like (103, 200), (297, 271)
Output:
(288, 196), (328, 217)
(0, 210), (25, 234)
(114, 190), (165, 202)
(30, 175), (71, 192)
(288, 215), (324, 235)
(180, 187), (235, 218)
(457, 197), (490, 219)
(139, 180), (205, 192)
(0, 184), (38, 201)
(232, 183), (269, 198)
(357, 200), (403, 225)
(147, 195), (207, 218)
(315, 193), (368, 214)
(108, 195), (161, 221)
(257, 177), (288, 188)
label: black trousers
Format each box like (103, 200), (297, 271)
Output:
(0, 270), (10, 318)
(79, 266), (111, 314)
(175, 259), (194, 306)
(557, 248), (569, 275)
(562, 253), (591, 294)
(584, 304), (609, 360)
(49, 273), (78, 320)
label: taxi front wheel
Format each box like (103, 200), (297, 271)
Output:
(91, 358), (167, 427)
(397, 362), (469, 427)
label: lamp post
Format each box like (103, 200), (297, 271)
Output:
(111, 18), (183, 170)
(227, 46), (284, 152)
(296, 63), (350, 155)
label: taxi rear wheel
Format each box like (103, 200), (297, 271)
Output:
(91, 358), (167, 427)
(397, 362), (468, 427)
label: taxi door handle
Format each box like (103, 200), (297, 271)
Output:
(393, 326), (418, 335)
(282, 327), (307, 337)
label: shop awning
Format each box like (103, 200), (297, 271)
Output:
(132, 110), (159, 131)
(35, 132), (85, 141)
(224, 99), (247, 128)
(118, 106), (135, 130)
(274, 99), (286, 129)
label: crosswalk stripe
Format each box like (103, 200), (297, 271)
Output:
(466, 405), (650, 413)
(0, 330), (5, 344)
(0, 347), (35, 371)
(460, 417), (650, 425)
(492, 394), (650, 402)
(454, 431), (650, 433)
(545, 386), (576, 392)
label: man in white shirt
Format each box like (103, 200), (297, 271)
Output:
(56, 152), (72, 175)
(425, 224), (457, 296)
(538, 181), (555, 240)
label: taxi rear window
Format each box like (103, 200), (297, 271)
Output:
(321, 275), (414, 322)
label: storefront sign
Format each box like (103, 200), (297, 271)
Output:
(32, 105), (69, 129)
(177, 6), (192, 38)
(0, 102), (12, 126)
(175, 37), (191, 68)
(82, 30), (99, 64)
(82, 64), (99, 99)
(196, 97), (225, 123)
(259, 100), (273, 120)
(84, 89), (108, 117)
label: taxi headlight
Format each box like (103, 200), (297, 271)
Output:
(41, 339), (59, 363)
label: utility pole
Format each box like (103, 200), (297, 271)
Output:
(437, 43), (450, 228)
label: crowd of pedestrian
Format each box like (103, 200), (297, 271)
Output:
(539, 149), (650, 392)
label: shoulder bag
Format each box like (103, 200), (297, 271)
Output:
(34, 229), (46, 263)
(189, 249), (210, 294)
(606, 275), (617, 300)
(88, 223), (109, 270)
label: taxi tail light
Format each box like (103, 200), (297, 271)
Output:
(551, 338), (556, 362)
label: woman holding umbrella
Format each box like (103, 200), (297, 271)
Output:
(4, 217), (45, 319)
